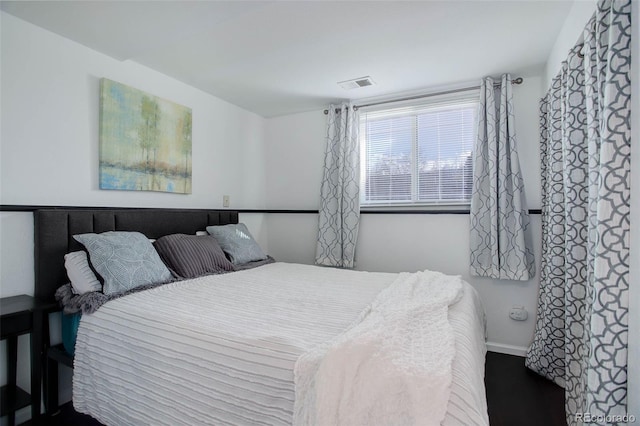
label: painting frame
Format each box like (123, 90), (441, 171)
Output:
(99, 78), (192, 194)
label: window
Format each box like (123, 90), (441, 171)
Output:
(360, 92), (478, 207)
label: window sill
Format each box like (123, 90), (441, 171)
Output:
(359, 204), (471, 214)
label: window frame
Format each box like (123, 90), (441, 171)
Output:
(358, 89), (479, 211)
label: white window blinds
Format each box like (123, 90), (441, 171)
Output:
(360, 94), (478, 206)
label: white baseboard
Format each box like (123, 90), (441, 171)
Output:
(486, 341), (528, 357)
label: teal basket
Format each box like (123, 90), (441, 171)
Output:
(61, 312), (81, 356)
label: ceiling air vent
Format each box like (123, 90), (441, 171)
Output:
(338, 76), (375, 90)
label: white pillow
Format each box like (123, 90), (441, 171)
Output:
(195, 231), (208, 236)
(64, 251), (102, 295)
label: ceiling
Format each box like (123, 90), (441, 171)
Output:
(1, 1), (574, 118)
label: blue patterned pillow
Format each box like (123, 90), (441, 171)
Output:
(74, 231), (173, 295)
(206, 223), (267, 265)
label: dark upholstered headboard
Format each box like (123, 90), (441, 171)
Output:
(34, 208), (239, 301)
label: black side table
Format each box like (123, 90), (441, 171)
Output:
(1, 295), (52, 425)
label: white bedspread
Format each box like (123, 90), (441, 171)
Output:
(73, 262), (488, 426)
(294, 270), (463, 426)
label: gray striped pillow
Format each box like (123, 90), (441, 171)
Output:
(153, 234), (235, 279)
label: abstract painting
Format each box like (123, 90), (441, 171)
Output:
(99, 78), (192, 194)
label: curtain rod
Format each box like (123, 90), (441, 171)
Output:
(323, 77), (523, 114)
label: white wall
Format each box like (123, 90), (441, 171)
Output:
(0, 12), (267, 423)
(0, 12), (266, 210)
(543, 0), (598, 88)
(265, 74), (545, 355)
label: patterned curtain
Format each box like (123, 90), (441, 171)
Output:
(525, 1), (631, 424)
(469, 74), (535, 280)
(315, 103), (360, 268)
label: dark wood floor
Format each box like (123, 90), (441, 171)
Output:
(24, 352), (564, 426)
(485, 352), (565, 426)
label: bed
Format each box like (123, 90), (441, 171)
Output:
(35, 208), (489, 426)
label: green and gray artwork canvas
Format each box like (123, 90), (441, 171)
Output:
(99, 78), (192, 194)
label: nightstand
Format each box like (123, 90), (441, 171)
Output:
(1, 295), (52, 426)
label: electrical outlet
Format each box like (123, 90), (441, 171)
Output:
(509, 306), (528, 321)
(222, 195), (230, 208)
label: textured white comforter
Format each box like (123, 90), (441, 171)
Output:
(294, 270), (464, 426)
(73, 263), (488, 425)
